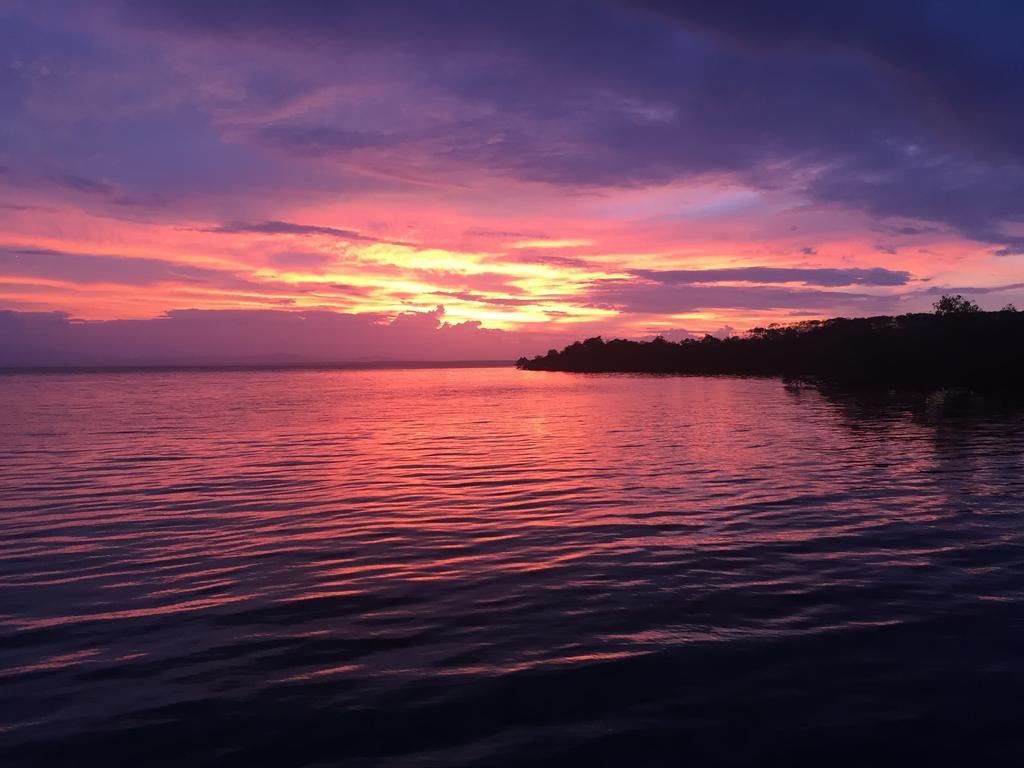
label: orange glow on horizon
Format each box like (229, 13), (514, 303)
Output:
(1, 177), (1019, 341)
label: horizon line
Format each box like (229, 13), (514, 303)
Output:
(0, 360), (516, 375)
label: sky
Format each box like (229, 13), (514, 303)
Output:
(2, 0), (1024, 363)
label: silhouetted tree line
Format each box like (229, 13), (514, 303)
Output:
(516, 297), (1024, 389)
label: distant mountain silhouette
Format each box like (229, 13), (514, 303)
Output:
(517, 299), (1024, 389)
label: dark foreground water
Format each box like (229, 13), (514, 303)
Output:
(2, 368), (1024, 767)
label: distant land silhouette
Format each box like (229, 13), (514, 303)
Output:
(517, 296), (1024, 389)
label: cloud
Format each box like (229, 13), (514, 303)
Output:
(0, 306), (567, 366)
(106, 0), (1024, 249)
(875, 224), (937, 237)
(482, 252), (598, 271)
(431, 290), (541, 308)
(411, 269), (529, 294)
(633, 266), (912, 287)
(583, 274), (1024, 316)
(0, 246), (279, 293)
(4, 0), (1022, 252)
(203, 220), (393, 243)
(628, 0), (1024, 153)
(0, 246), (383, 306)
(586, 280), (902, 315)
(914, 282), (1024, 296)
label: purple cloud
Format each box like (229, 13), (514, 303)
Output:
(0, 247), (274, 292)
(586, 280), (904, 315)
(633, 266), (912, 288)
(0, 306), (567, 366)
(204, 221), (384, 242)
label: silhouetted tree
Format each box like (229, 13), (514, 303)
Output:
(933, 294), (981, 315)
(516, 305), (1024, 390)
(1002, 303), (1018, 312)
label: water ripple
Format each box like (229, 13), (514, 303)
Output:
(2, 369), (1024, 766)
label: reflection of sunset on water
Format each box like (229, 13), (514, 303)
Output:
(3, 367), (1024, 764)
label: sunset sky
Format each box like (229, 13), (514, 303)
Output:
(3, 0), (1024, 362)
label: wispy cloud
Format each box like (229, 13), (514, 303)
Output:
(201, 220), (409, 245)
(633, 267), (912, 288)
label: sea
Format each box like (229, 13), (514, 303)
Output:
(2, 365), (1023, 766)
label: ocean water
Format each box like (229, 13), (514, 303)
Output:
(2, 367), (1024, 767)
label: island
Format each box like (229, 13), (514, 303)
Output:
(517, 296), (1024, 389)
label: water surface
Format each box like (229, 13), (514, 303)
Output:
(2, 368), (1023, 766)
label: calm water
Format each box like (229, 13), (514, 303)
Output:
(2, 368), (1024, 766)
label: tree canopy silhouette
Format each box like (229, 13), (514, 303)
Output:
(933, 294), (981, 315)
(517, 302), (1024, 390)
